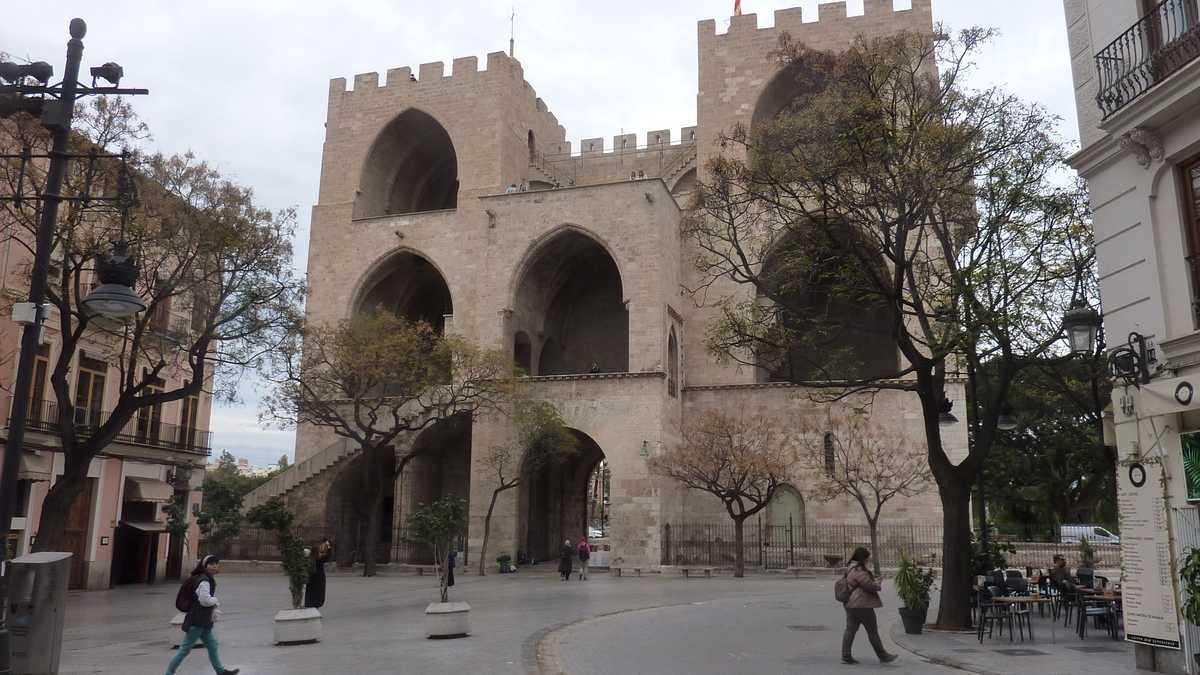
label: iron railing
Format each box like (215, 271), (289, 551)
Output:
(660, 519), (1123, 571)
(1095, 0), (1200, 117)
(211, 524), (466, 567)
(8, 396), (211, 454)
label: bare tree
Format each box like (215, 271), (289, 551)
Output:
(0, 100), (303, 551)
(476, 399), (577, 576)
(262, 311), (511, 576)
(798, 410), (932, 576)
(683, 29), (1092, 627)
(648, 412), (794, 577)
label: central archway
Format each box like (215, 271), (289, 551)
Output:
(394, 414), (473, 564)
(356, 108), (459, 218)
(518, 428), (606, 563)
(355, 250), (453, 332)
(511, 228), (628, 375)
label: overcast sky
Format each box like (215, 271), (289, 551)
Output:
(4, 0), (1077, 467)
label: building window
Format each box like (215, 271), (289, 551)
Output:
(27, 344), (49, 425)
(149, 295), (172, 333)
(190, 292), (209, 334)
(667, 328), (679, 398)
(823, 433), (836, 474)
(1184, 156), (1200, 325)
(75, 355), (107, 429)
(180, 381), (199, 449)
(136, 376), (164, 444)
(14, 479), (32, 518)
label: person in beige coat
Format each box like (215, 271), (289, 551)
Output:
(842, 547), (898, 665)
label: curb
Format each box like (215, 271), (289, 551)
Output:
(888, 623), (1005, 675)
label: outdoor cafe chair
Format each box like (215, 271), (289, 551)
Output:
(1077, 597), (1117, 640)
(977, 587), (1005, 643)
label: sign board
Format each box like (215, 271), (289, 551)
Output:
(1118, 459), (1182, 649)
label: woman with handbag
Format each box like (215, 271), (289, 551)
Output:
(842, 547), (898, 665)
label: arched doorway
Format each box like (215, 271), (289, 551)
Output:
(528, 129), (537, 162)
(518, 428), (606, 562)
(327, 449), (396, 566)
(767, 484), (806, 545)
(355, 108), (459, 218)
(356, 250), (452, 332)
(512, 229), (628, 375)
(394, 414), (473, 564)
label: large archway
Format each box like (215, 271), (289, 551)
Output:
(512, 229), (628, 375)
(356, 109), (459, 219)
(356, 250), (453, 332)
(394, 414), (473, 564)
(518, 428), (606, 563)
(755, 230), (897, 382)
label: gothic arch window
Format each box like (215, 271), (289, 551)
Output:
(356, 109), (458, 219)
(667, 327), (679, 397)
(823, 432), (836, 474)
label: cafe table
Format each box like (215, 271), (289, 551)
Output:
(992, 595), (1057, 643)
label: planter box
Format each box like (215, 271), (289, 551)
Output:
(274, 607), (322, 645)
(898, 606), (927, 635)
(425, 602), (470, 639)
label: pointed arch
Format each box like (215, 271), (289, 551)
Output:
(667, 327), (679, 397)
(356, 108), (458, 218)
(351, 247), (453, 332)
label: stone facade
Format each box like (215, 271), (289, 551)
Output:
(282, 0), (964, 570)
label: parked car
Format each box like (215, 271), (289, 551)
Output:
(1060, 524), (1120, 544)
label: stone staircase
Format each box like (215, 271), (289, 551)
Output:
(529, 153), (574, 187)
(242, 437), (355, 512)
(661, 145), (697, 186)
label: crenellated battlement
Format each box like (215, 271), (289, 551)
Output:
(698, 0), (931, 40)
(543, 126), (698, 159)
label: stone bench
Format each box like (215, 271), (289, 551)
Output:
(611, 566), (643, 577)
(679, 567), (714, 578)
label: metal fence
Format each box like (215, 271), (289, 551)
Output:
(660, 519), (1123, 571)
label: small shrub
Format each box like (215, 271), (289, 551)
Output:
(895, 552), (936, 610)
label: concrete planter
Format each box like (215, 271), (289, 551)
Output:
(273, 607), (322, 645)
(425, 602), (470, 639)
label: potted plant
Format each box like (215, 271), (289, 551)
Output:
(1180, 547), (1200, 666)
(496, 554), (514, 574)
(247, 497), (321, 645)
(407, 496), (470, 638)
(895, 552), (936, 635)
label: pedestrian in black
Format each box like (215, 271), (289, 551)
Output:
(842, 547), (898, 665)
(304, 538), (332, 609)
(447, 550), (457, 587)
(558, 539), (574, 581)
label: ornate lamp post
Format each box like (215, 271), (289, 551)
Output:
(0, 19), (147, 673)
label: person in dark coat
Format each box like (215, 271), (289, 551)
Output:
(447, 550), (457, 587)
(842, 547), (898, 665)
(558, 539), (574, 581)
(304, 538), (332, 609)
(165, 555), (239, 675)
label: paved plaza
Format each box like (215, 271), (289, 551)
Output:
(59, 569), (1136, 674)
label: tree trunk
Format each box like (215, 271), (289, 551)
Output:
(733, 517), (745, 578)
(478, 488), (502, 576)
(868, 519), (881, 578)
(438, 542), (450, 603)
(934, 479), (974, 630)
(32, 466), (88, 552)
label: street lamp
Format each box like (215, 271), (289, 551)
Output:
(938, 394), (958, 425)
(82, 241), (146, 317)
(0, 19), (147, 674)
(1063, 300), (1101, 356)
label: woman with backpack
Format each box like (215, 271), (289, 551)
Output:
(166, 555), (239, 675)
(841, 547), (898, 665)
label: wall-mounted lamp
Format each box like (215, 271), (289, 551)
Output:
(640, 440), (650, 457)
(1110, 332), (1153, 386)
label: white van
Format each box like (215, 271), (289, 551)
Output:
(1060, 524), (1120, 545)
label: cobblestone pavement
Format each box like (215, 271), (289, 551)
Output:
(55, 569), (1142, 674)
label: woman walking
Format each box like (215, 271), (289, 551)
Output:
(166, 555), (239, 675)
(576, 538), (591, 580)
(558, 539), (574, 581)
(304, 538), (332, 609)
(842, 547), (898, 665)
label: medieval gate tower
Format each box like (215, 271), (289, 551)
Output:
(246, 0), (964, 570)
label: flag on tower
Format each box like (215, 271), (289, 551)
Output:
(734, 0), (742, 16)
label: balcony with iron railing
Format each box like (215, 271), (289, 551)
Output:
(1096, 0), (1200, 118)
(5, 396), (212, 456)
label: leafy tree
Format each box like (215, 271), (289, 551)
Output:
(477, 399), (578, 576)
(263, 312), (511, 576)
(682, 29), (1093, 628)
(406, 496), (468, 604)
(798, 410), (932, 577)
(0, 99), (303, 552)
(980, 356), (1115, 530)
(278, 453), (290, 470)
(247, 497), (309, 609)
(648, 412), (793, 577)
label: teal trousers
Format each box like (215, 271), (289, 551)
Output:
(165, 625), (225, 674)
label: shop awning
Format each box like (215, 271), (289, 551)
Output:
(120, 520), (168, 533)
(18, 452), (51, 481)
(123, 476), (172, 502)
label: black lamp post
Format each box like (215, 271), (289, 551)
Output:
(0, 19), (147, 673)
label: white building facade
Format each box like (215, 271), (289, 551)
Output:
(1065, 1), (1200, 672)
